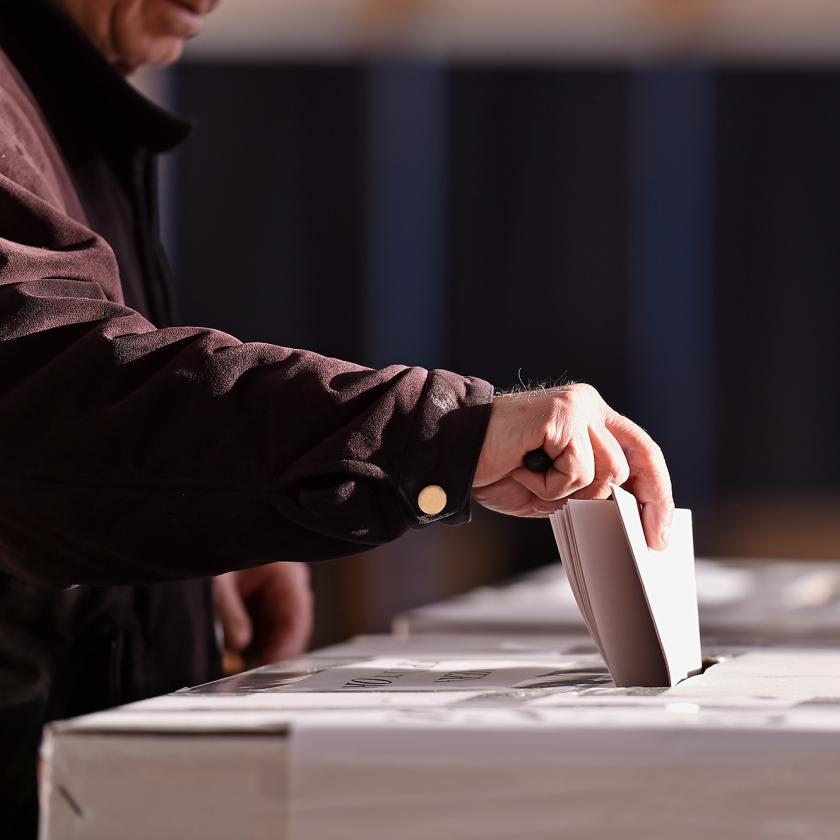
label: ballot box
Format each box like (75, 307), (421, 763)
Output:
(394, 558), (840, 645)
(42, 633), (840, 840)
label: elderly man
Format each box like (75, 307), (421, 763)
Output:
(0, 0), (673, 834)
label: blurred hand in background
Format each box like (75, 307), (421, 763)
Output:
(214, 562), (313, 668)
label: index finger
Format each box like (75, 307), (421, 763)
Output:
(605, 412), (674, 550)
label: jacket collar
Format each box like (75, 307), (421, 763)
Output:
(0, 0), (192, 154)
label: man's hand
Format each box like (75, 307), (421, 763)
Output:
(213, 562), (313, 667)
(472, 384), (674, 550)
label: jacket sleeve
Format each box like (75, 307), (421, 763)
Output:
(0, 140), (493, 587)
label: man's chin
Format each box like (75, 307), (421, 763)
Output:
(117, 39), (185, 75)
(150, 38), (186, 67)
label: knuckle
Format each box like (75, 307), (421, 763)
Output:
(612, 464), (631, 486)
(547, 393), (567, 418)
(590, 481), (612, 500)
(569, 387), (587, 408)
(564, 469), (590, 492)
(639, 432), (665, 464)
(575, 382), (603, 407)
(648, 439), (665, 461)
(633, 425), (654, 447)
(557, 470), (578, 492)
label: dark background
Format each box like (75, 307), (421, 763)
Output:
(164, 63), (840, 645)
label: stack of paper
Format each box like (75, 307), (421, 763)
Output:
(549, 485), (702, 687)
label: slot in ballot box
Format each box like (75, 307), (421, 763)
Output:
(394, 558), (840, 645)
(42, 633), (840, 840)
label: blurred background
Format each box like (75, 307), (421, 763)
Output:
(140, 0), (840, 647)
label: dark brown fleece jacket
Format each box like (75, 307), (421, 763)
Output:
(0, 1), (492, 833)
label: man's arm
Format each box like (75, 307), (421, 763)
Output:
(0, 89), (674, 587)
(0, 162), (493, 586)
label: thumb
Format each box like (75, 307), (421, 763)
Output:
(213, 573), (253, 652)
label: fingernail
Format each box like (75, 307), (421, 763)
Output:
(660, 528), (670, 548)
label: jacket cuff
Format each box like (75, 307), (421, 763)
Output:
(397, 371), (494, 528)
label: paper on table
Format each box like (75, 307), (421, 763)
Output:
(280, 658), (569, 692)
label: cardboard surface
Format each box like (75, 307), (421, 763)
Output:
(42, 635), (840, 840)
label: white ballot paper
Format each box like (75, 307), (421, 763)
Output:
(550, 485), (702, 687)
(278, 658), (568, 692)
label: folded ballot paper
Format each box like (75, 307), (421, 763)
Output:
(550, 485), (702, 687)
